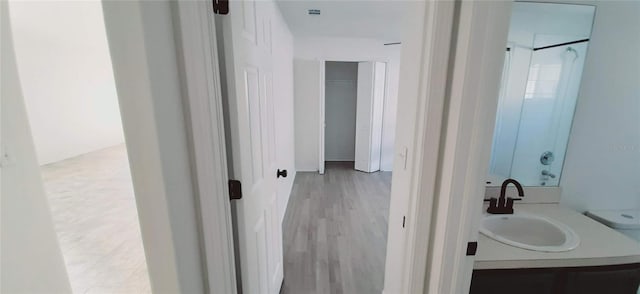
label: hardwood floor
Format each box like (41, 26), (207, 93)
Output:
(282, 162), (392, 294)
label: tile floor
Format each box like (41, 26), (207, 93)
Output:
(41, 144), (151, 294)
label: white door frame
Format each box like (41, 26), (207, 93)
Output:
(167, 1), (511, 294)
(382, 2), (458, 292)
(103, 1), (237, 293)
(318, 59), (388, 173)
(384, 1), (511, 293)
(421, 1), (512, 293)
(318, 59), (325, 174)
(172, 2), (237, 293)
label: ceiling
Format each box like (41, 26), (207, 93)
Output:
(276, 0), (409, 41)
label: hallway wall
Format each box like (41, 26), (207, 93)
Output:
(271, 3), (297, 223)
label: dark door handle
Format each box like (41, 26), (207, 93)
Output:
(277, 169), (287, 178)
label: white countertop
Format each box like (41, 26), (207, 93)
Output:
(475, 204), (640, 270)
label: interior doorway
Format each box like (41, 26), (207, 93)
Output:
(324, 61), (358, 168)
(323, 60), (389, 173)
(7, 1), (151, 293)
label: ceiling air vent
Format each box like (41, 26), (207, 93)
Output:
(308, 9), (321, 15)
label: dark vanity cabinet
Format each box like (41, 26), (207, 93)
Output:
(564, 265), (640, 294)
(471, 269), (557, 294)
(470, 263), (640, 294)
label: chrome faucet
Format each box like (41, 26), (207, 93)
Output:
(542, 169), (556, 178)
(486, 179), (524, 214)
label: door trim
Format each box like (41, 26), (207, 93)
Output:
(419, 1), (512, 293)
(103, 1), (219, 292)
(394, 2), (458, 293)
(318, 60), (325, 174)
(320, 59), (387, 173)
(383, 1), (511, 293)
(173, 2), (237, 293)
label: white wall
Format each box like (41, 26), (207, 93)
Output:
(294, 37), (401, 171)
(9, 0), (125, 165)
(325, 61), (358, 161)
(1, 3), (72, 291)
(294, 59), (321, 171)
(271, 5), (297, 223)
(560, 0), (640, 212)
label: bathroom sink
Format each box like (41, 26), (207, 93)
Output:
(480, 213), (580, 252)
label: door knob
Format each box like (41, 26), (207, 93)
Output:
(277, 169), (287, 178)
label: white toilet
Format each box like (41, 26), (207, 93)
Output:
(586, 209), (640, 242)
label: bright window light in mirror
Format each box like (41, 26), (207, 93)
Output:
(487, 2), (595, 187)
(524, 64), (562, 99)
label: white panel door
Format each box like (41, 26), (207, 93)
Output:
(355, 61), (386, 173)
(220, 1), (283, 293)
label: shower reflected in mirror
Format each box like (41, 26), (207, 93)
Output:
(488, 2), (596, 187)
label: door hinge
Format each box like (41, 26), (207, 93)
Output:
(212, 0), (229, 15)
(466, 241), (478, 256)
(229, 180), (242, 200)
(402, 216), (406, 228)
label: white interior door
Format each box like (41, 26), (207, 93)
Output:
(355, 61), (386, 172)
(220, 1), (283, 293)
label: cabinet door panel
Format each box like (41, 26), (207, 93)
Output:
(565, 268), (640, 294)
(470, 270), (557, 294)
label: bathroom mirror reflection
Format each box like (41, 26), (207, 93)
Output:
(487, 2), (596, 187)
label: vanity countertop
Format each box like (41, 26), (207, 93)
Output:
(475, 204), (640, 270)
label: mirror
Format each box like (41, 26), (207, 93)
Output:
(488, 2), (596, 187)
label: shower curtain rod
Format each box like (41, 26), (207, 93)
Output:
(533, 38), (589, 51)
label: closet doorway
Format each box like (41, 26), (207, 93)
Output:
(322, 61), (387, 173)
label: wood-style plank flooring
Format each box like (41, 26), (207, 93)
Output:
(282, 162), (392, 294)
